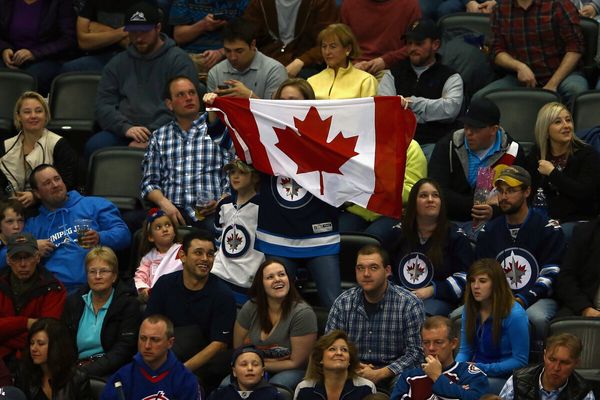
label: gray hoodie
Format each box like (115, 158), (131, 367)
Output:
(96, 33), (199, 137)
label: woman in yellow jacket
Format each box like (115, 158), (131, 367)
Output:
(307, 24), (378, 99)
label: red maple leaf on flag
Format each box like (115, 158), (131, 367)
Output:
(273, 106), (359, 195)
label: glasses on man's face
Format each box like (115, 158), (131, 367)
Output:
(87, 268), (113, 277)
(497, 187), (523, 197)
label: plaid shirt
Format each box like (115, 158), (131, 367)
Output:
(141, 114), (232, 218)
(491, 0), (584, 85)
(325, 283), (425, 376)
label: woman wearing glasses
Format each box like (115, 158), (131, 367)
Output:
(62, 246), (142, 379)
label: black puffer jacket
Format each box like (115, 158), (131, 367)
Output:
(62, 281), (141, 379)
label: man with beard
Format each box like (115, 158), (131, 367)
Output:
(476, 165), (565, 343)
(377, 19), (463, 159)
(85, 1), (199, 158)
(145, 230), (236, 393)
(25, 165), (130, 292)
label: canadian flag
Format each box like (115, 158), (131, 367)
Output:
(211, 96), (416, 218)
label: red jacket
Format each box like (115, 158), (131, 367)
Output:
(0, 266), (66, 358)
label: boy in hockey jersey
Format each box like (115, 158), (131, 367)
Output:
(390, 316), (489, 400)
(101, 315), (202, 400)
(211, 159), (264, 304)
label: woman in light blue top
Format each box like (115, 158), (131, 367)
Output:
(62, 247), (141, 379)
(456, 258), (529, 394)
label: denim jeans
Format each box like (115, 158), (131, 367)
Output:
(1, 60), (62, 96)
(473, 72), (589, 106)
(84, 130), (130, 160)
(423, 298), (454, 317)
(339, 212), (400, 250)
(526, 297), (557, 341)
(271, 254), (341, 308)
(61, 51), (120, 73)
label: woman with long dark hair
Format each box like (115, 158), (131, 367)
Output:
(392, 178), (474, 316)
(234, 259), (318, 392)
(14, 318), (92, 399)
(294, 330), (376, 400)
(456, 259), (529, 394)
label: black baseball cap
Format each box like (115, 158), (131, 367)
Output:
(7, 233), (38, 257)
(461, 98), (501, 129)
(124, 2), (161, 32)
(404, 19), (441, 41)
(231, 345), (265, 366)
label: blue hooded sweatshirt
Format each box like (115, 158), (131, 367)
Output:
(25, 190), (130, 287)
(101, 350), (202, 400)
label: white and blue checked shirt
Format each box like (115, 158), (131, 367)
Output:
(325, 282), (425, 376)
(141, 113), (232, 218)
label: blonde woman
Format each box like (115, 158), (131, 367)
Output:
(0, 91), (77, 207)
(526, 101), (600, 227)
(307, 24), (378, 100)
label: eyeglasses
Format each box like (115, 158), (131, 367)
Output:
(87, 268), (113, 277)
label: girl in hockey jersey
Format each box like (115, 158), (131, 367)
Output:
(211, 159), (264, 305)
(456, 258), (529, 394)
(134, 208), (182, 303)
(391, 178), (474, 317)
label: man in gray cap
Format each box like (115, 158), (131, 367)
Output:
(429, 97), (527, 223)
(476, 165), (565, 344)
(0, 233), (66, 366)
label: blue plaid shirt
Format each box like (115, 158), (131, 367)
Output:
(141, 113), (232, 218)
(325, 282), (425, 376)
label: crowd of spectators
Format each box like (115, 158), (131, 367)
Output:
(2, 0), (600, 398)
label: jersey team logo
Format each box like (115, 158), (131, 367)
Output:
(397, 252), (434, 290)
(496, 247), (539, 291)
(271, 176), (312, 209)
(142, 391), (170, 400)
(222, 225), (251, 258)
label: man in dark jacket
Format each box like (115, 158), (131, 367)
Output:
(556, 217), (600, 317)
(499, 333), (593, 400)
(0, 233), (66, 365)
(429, 97), (526, 223)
